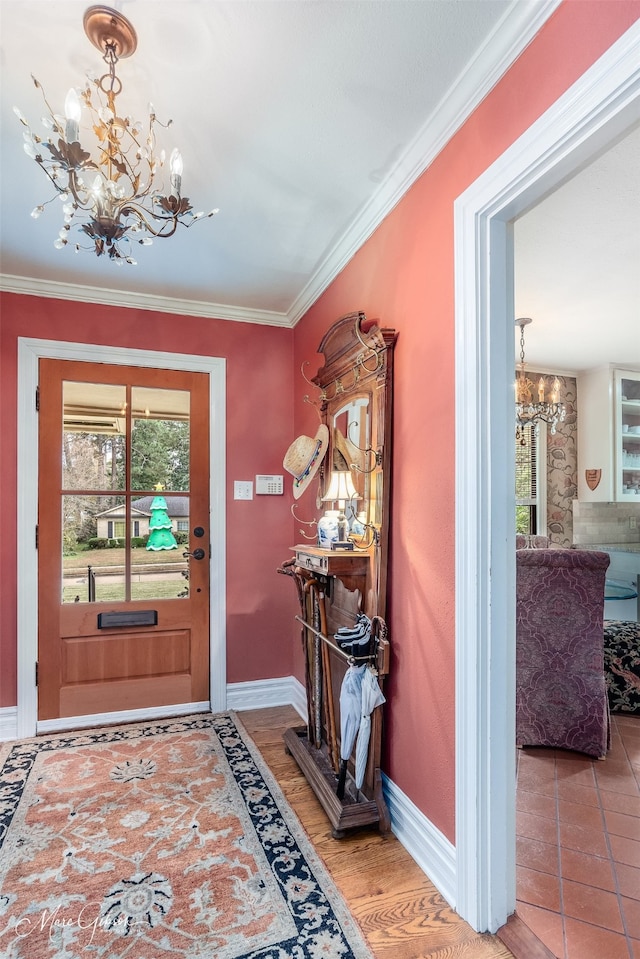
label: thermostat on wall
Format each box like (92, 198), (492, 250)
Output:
(256, 474), (284, 495)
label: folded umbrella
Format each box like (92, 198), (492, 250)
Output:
(336, 663), (366, 799)
(354, 667), (386, 790)
(334, 614), (372, 658)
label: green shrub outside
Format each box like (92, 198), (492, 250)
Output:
(87, 538), (109, 549)
(88, 533), (186, 549)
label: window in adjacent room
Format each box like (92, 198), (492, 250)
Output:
(516, 423), (547, 534)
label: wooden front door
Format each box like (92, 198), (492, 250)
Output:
(37, 359), (210, 721)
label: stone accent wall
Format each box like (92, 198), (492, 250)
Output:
(531, 371), (578, 548)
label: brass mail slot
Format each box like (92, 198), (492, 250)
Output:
(97, 610), (158, 629)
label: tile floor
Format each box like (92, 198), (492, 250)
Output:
(516, 713), (640, 959)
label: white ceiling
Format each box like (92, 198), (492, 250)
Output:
(514, 124), (640, 374)
(0, 0), (637, 373)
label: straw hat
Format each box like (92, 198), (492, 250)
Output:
(283, 424), (329, 499)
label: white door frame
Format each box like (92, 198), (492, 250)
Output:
(16, 337), (227, 738)
(454, 21), (640, 932)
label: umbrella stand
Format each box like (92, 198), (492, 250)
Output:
(287, 604), (391, 836)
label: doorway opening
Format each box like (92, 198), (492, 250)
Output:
(453, 22), (640, 934)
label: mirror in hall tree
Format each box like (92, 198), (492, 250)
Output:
(331, 396), (369, 535)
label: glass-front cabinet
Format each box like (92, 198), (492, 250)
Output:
(616, 369), (640, 501)
(577, 366), (640, 502)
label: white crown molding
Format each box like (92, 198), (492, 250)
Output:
(285, 0), (563, 325)
(0, 273), (292, 328)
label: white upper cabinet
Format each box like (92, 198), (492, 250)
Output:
(577, 367), (640, 502)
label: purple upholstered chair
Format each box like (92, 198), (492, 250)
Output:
(516, 548), (611, 759)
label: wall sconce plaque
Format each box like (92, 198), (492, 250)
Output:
(585, 469), (602, 491)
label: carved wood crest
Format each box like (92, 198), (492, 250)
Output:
(585, 469), (602, 491)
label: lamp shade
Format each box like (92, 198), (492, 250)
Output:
(322, 470), (358, 504)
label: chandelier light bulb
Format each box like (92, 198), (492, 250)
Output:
(170, 149), (183, 177)
(169, 148), (183, 196)
(15, 5), (217, 264)
(64, 88), (81, 122)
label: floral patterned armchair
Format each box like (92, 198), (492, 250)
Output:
(516, 548), (611, 758)
(603, 620), (640, 713)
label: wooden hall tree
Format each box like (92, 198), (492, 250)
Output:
(279, 312), (397, 837)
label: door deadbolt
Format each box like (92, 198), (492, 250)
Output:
(183, 548), (206, 560)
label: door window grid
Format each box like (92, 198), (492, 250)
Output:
(62, 381), (191, 603)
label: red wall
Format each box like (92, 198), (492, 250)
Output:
(0, 293), (296, 705)
(2, 0), (638, 847)
(292, 1), (640, 841)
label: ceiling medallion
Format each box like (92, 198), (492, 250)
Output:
(14, 5), (218, 264)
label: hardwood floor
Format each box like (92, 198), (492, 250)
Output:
(238, 705), (516, 959)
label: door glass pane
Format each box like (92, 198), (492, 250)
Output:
(61, 384), (192, 603)
(130, 494), (189, 600)
(62, 495), (126, 603)
(130, 387), (190, 492)
(62, 382), (126, 490)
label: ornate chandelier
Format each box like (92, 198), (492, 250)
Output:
(14, 5), (218, 264)
(515, 317), (565, 445)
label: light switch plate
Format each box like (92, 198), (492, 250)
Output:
(234, 480), (253, 500)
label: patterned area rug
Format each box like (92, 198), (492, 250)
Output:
(0, 712), (373, 958)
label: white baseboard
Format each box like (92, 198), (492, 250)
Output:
(0, 676), (308, 742)
(0, 706), (18, 742)
(227, 676), (307, 719)
(36, 701), (211, 735)
(382, 772), (457, 910)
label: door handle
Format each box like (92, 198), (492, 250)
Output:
(183, 548), (206, 560)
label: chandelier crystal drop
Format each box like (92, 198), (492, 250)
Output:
(14, 5), (218, 264)
(515, 317), (566, 446)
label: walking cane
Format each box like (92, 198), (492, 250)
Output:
(304, 579), (323, 748)
(316, 586), (339, 772)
